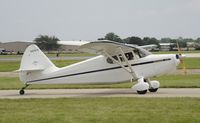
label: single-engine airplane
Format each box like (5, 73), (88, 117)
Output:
(17, 40), (182, 95)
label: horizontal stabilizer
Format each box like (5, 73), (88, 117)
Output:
(16, 68), (44, 72)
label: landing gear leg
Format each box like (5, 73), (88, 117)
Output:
(19, 84), (29, 95)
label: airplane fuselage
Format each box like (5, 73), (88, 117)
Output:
(23, 54), (179, 85)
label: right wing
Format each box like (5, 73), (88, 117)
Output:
(58, 41), (89, 46)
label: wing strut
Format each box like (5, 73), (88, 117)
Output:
(119, 47), (138, 80)
(103, 49), (138, 81)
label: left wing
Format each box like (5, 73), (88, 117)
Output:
(80, 40), (141, 80)
(80, 40), (137, 56)
(140, 44), (157, 51)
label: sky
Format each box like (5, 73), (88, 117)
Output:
(0, 0), (200, 42)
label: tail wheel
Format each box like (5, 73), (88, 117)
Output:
(19, 90), (25, 95)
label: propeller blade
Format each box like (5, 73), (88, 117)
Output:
(176, 41), (187, 75)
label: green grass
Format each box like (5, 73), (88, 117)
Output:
(0, 98), (199, 123)
(0, 60), (81, 72)
(0, 57), (200, 72)
(0, 61), (20, 72)
(178, 58), (200, 69)
(0, 74), (200, 89)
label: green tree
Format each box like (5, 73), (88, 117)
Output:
(196, 38), (200, 43)
(34, 35), (60, 51)
(160, 38), (171, 43)
(98, 32), (122, 43)
(124, 36), (143, 46)
(143, 37), (159, 45)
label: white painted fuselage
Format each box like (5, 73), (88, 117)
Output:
(24, 54), (179, 85)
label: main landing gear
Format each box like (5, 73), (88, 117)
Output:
(19, 84), (29, 95)
(132, 78), (160, 94)
(149, 88), (158, 92)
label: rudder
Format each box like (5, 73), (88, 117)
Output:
(18, 44), (57, 83)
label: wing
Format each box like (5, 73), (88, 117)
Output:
(139, 44), (157, 50)
(80, 40), (143, 80)
(58, 40), (89, 46)
(80, 40), (138, 56)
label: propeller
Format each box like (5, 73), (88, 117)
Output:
(176, 41), (187, 75)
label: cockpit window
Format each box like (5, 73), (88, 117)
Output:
(133, 48), (151, 58)
(106, 52), (134, 64)
(106, 48), (150, 64)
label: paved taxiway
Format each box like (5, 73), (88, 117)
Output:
(0, 88), (199, 99)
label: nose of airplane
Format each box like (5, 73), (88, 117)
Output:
(175, 54), (180, 66)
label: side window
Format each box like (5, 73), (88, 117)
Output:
(112, 56), (118, 61)
(106, 57), (113, 64)
(106, 52), (134, 64)
(125, 52), (134, 60)
(134, 50), (146, 58)
(134, 50), (140, 58)
(106, 55), (118, 64)
(118, 54), (125, 62)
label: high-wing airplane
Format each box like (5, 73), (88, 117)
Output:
(17, 40), (181, 95)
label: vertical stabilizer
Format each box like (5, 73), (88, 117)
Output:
(18, 44), (57, 83)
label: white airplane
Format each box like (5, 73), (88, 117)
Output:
(17, 40), (181, 95)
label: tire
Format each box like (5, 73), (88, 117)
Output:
(137, 90), (147, 94)
(149, 88), (158, 92)
(19, 90), (25, 95)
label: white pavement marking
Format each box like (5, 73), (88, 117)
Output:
(0, 88), (199, 99)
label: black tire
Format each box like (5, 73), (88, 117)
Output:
(137, 90), (147, 94)
(149, 88), (158, 92)
(19, 90), (25, 95)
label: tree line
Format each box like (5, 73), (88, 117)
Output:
(34, 33), (200, 51)
(98, 32), (200, 48)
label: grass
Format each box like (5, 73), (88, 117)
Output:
(0, 74), (200, 89)
(0, 60), (81, 72)
(0, 98), (199, 123)
(0, 61), (20, 72)
(0, 57), (200, 72)
(178, 58), (200, 69)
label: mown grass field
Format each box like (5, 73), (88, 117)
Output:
(0, 60), (81, 72)
(177, 58), (200, 69)
(0, 98), (199, 123)
(0, 74), (199, 89)
(0, 58), (199, 72)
